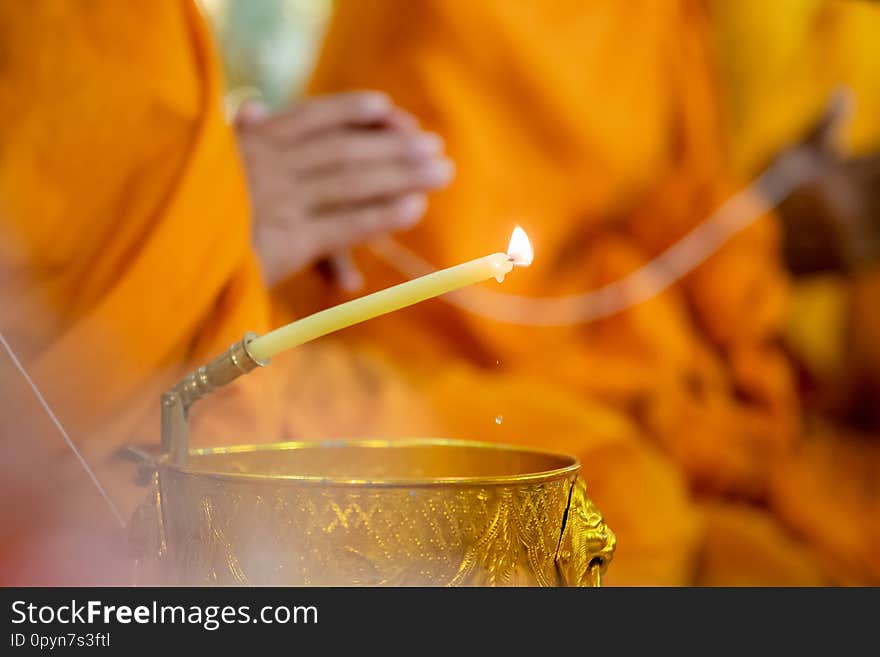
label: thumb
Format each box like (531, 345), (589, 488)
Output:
(805, 86), (856, 156)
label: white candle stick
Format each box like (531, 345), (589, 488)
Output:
(246, 226), (533, 362)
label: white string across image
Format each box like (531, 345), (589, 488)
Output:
(368, 147), (829, 327)
(0, 333), (126, 528)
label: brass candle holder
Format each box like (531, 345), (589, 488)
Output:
(132, 333), (616, 586)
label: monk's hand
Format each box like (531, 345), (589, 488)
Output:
(235, 92), (453, 288)
(774, 89), (880, 272)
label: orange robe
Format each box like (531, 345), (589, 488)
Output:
(0, 0), (274, 584)
(307, 0), (803, 584)
(308, 0), (798, 494)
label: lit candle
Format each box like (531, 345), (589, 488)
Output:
(247, 226), (533, 362)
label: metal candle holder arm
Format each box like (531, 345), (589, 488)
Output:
(161, 332), (267, 466)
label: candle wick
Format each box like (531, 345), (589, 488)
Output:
(508, 254), (532, 267)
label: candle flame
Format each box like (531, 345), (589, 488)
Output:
(507, 226), (533, 266)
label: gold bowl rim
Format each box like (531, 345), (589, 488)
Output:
(161, 437), (581, 488)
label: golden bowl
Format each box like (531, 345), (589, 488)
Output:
(133, 438), (615, 587)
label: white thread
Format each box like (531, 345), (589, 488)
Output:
(0, 333), (126, 528)
(368, 152), (820, 327)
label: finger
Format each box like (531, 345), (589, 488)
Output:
(289, 129), (443, 174)
(262, 92), (393, 142)
(384, 107), (420, 132)
(301, 159), (454, 209)
(234, 98), (271, 128)
(310, 194), (428, 254)
(328, 252), (364, 292)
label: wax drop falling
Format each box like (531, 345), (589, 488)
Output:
(495, 414), (503, 425)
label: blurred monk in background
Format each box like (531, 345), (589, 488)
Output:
(303, 0), (880, 585)
(0, 0), (453, 584)
(710, 0), (880, 585)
